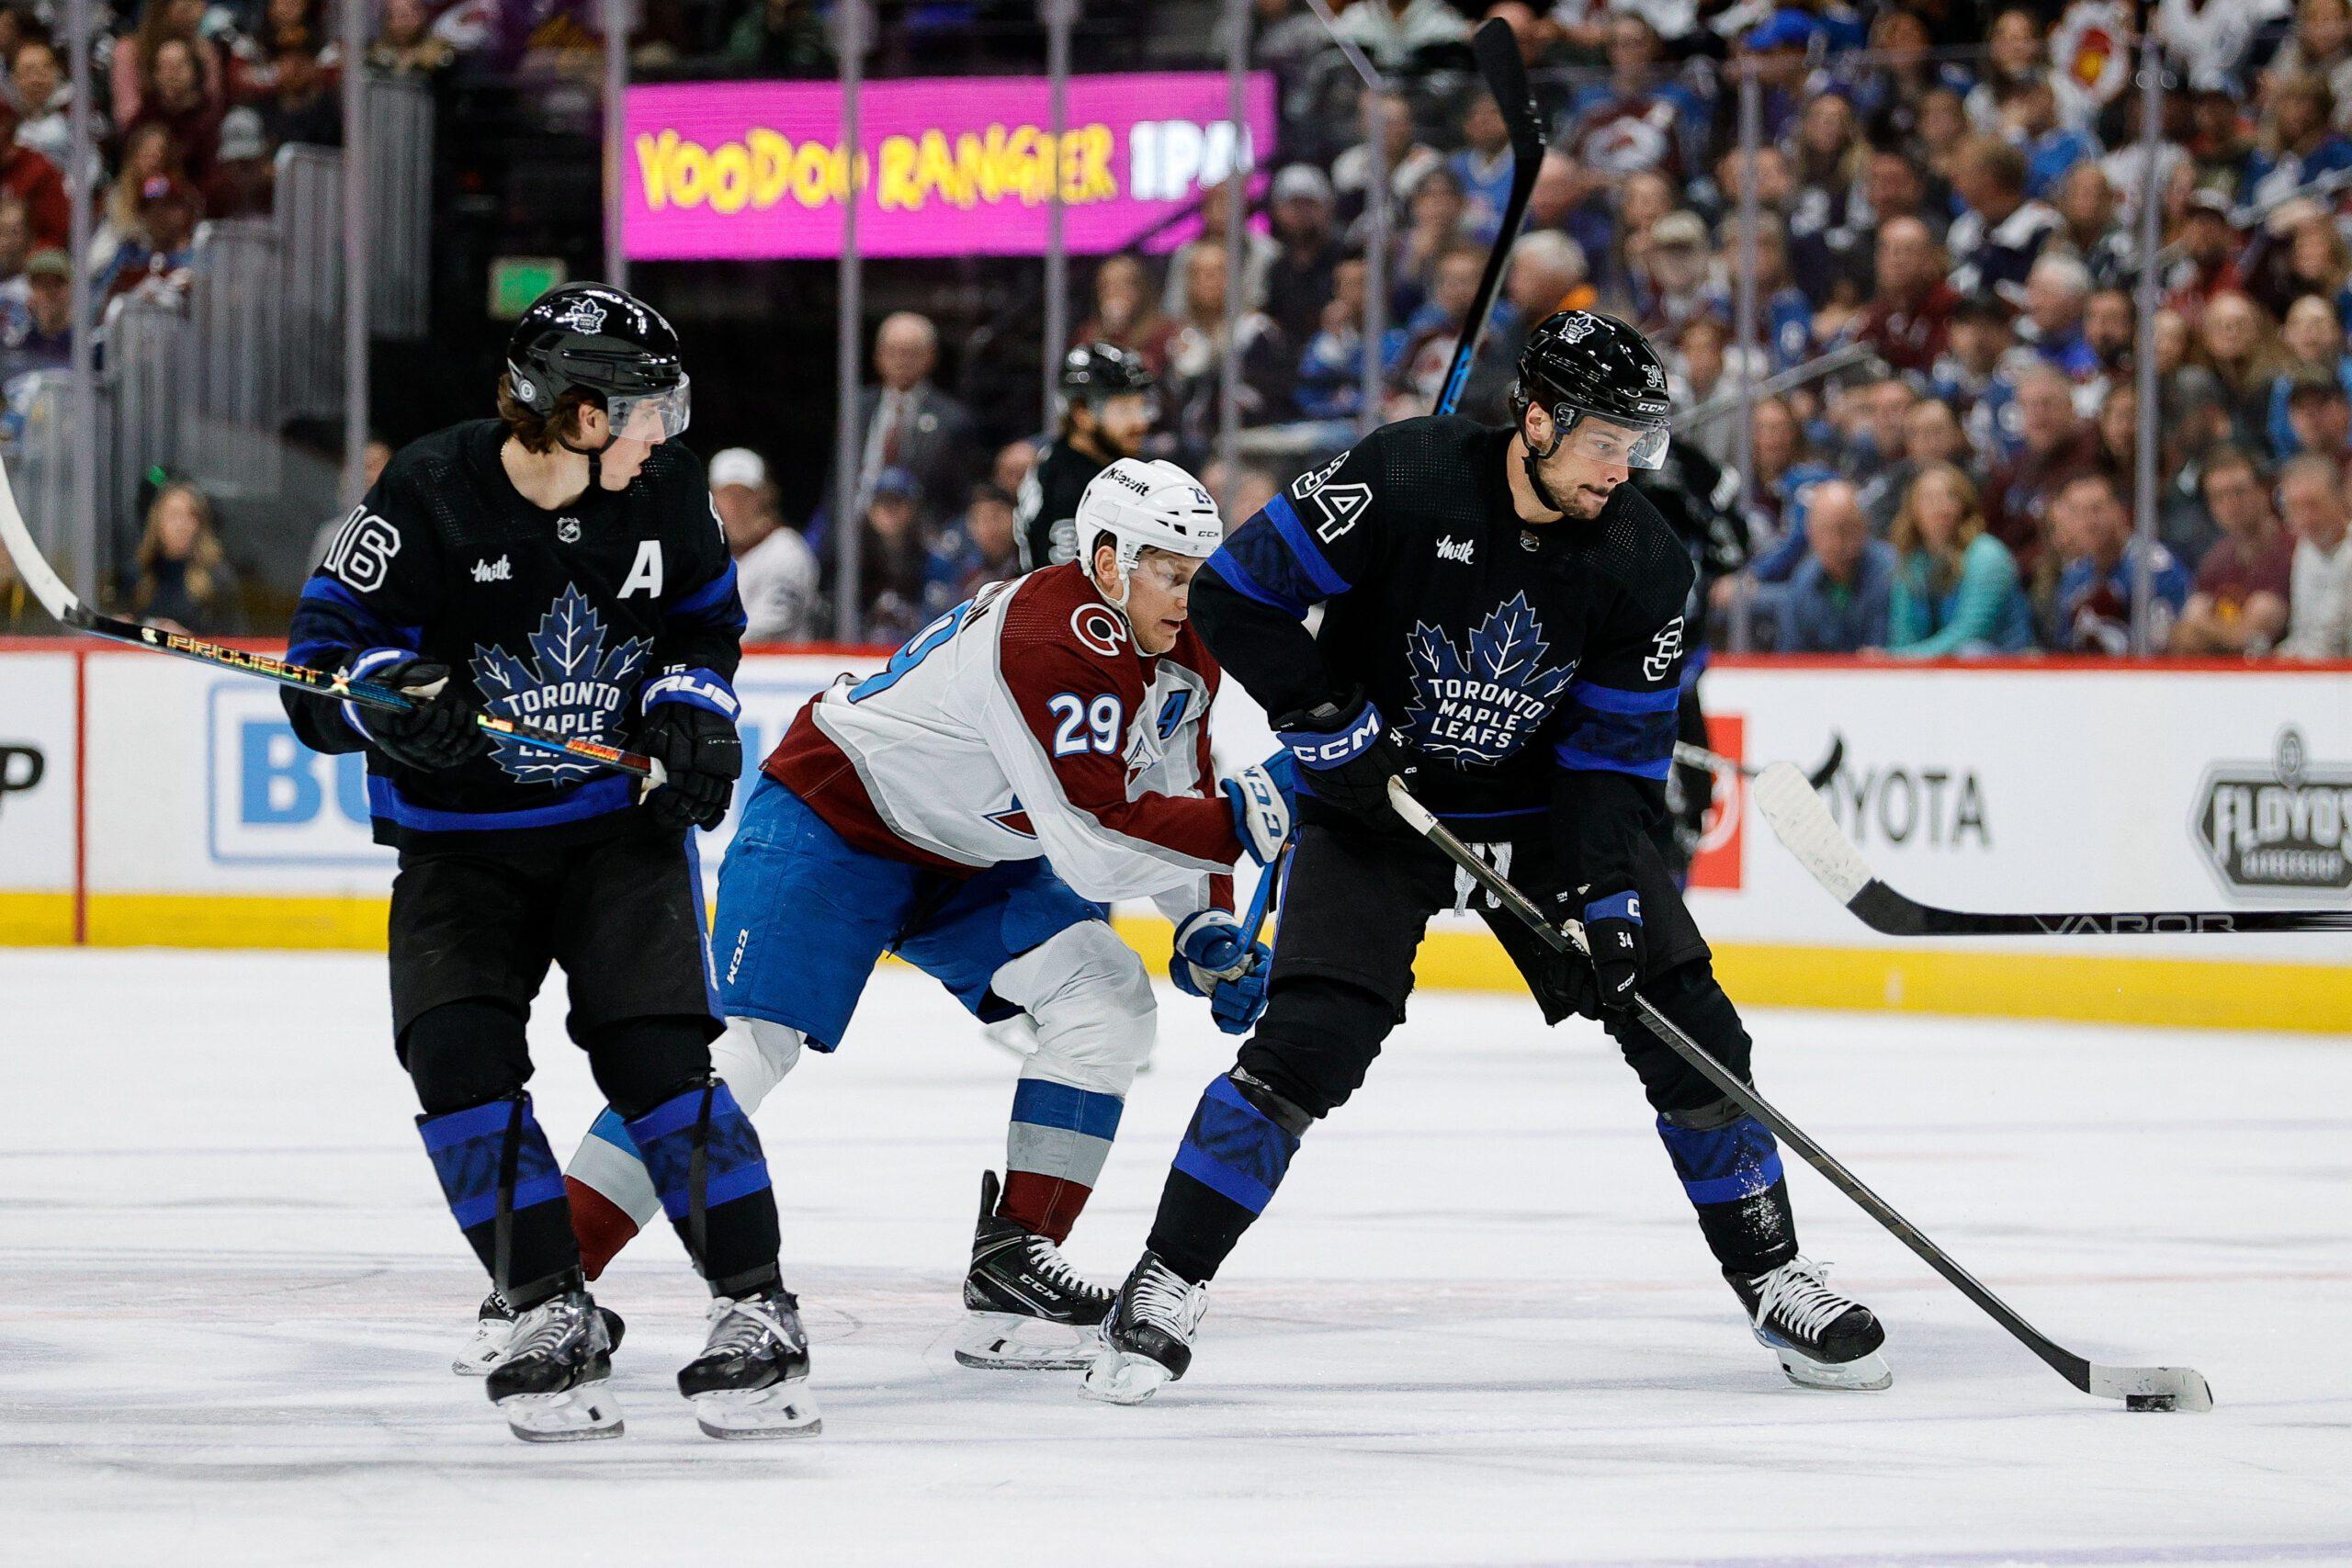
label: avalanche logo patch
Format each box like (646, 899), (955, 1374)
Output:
(471, 585), (650, 783)
(1404, 593), (1577, 762)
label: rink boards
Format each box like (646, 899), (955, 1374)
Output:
(0, 642), (2346, 1032)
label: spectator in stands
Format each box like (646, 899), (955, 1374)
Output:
(713, 446), (819, 645)
(10, 40), (99, 190)
(2049, 470), (2192, 652)
(1860, 395), (1971, 531)
(1776, 479), (1894, 653)
(2266, 296), (2352, 456)
(2175, 446), (2295, 654)
(2079, 287), (2137, 397)
(1887, 462), (2036, 657)
(0, 98), (66, 253)
(2283, 367), (2352, 467)
(1838, 375), (1916, 495)
(2020, 254), (2099, 381)
(854, 310), (975, 515)
(2092, 381), (2147, 508)
(1330, 0), (1471, 73)
(1627, 209), (1710, 341)
(1999, 73), (2099, 201)
(2278, 450), (2352, 656)
(96, 123), (177, 270)
(2165, 192), (2246, 319)
(1933, 296), (2021, 462)
(2052, 164), (2132, 290)
(1736, 8), (1818, 143)
(1964, 6), (2047, 130)
(0, 194), (25, 314)
(2199, 290), (2286, 449)
(1262, 164), (1343, 347)
(1917, 85), (1972, 187)
(122, 479), (243, 636)
(853, 466), (933, 646)
(1611, 167), (1676, 296)
(1986, 364), (2102, 580)
(2244, 73), (2352, 210)
(257, 39), (338, 152)
(1163, 175), (1273, 316)
(2246, 200), (2352, 325)
(1162, 243), (1291, 455)
(1523, 148), (1614, 280)
(1947, 135), (2061, 306)
(1452, 93), (1515, 244)
(1076, 253), (1171, 376)
(1849, 217), (1956, 377)
(1294, 254), (1372, 425)
(1386, 240), (1490, 413)
(1726, 395), (1839, 603)
(0, 247), (71, 397)
(2265, 0), (2352, 116)
(113, 0), (223, 128)
(1390, 164), (1470, 322)
(204, 107), (273, 220)
(924, 482), (1020, 615)
(99, 176), (198, 308)
(1334, 90), (1443, 224)
(368, 0), (456, 77)
(130, 37), (221, 185)
(1500, 228), (1593, 352)
(990, 439), (1036, 502)
(1561, 10), (1704, 183)
(1701, 212), (1813, 373)
(721, 0), (833, 75)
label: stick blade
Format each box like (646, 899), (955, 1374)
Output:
(1470, 17), (1544, 163)
(2091, 1363), (2214, 1413)
(1385, 774), (1437, 836)
(1753, 761), (1873, 902)
(0, 453), (85, 621)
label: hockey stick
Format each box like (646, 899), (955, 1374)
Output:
(1385, 775), (2215, 1412)
(0, 457), (662, 782)
(1435, 17), (1544, 419)
(1753, 761), (2352, 936)
(1673, 734), (1844, 787)
(1238, 837), (1290, 948)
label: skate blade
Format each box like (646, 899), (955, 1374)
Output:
(498, 1379), (625, 1441)
(453, 1324), (515, 1378)
(692, 1376), (822, 1439)
(955, 1311), (1098, 1371)
(1774, 1345), (1892, 1392)
(1080, 1348), (1175, 1405)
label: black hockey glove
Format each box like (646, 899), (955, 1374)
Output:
(1272, 689), (1415, 833)
(634, 702), (742, 833)
(1577, 890), (1645, 1013)
(361, 657), (492, 773)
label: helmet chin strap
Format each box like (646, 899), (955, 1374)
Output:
(1521, 407), (1575, 516)
(557, 424), (619, 494)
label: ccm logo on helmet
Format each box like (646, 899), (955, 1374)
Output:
(1071, 604), (1129, 658)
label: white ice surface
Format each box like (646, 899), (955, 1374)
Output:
(1, 948), (2347, 1567)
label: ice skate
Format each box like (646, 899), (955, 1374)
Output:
(1731, 1255), (1891, 1392)
(1081, 1252), (1208, 1404)
(957, 1171), (1115, 1370)
(483, 1289), (624, 1441)
(454, 1289), (624, 1376)
(679, 1289), (822, 1439)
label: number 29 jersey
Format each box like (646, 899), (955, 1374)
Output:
(761, 563), (1244, 917)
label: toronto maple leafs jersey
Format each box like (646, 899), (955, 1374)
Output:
(282, 419), (746, 852)
(1194, 414), (1692, 898)
(762, 563), (1240, 920)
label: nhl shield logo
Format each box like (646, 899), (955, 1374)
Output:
(557, 516), (582, 544)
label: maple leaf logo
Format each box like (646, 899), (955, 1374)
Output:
(471, 584), (650, 783)
(1403, 592), (1577, 762)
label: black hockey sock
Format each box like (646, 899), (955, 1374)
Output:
(1148, 1071), (1311, 1284)
(1656, 1100), (1800, 1278)
(624, 1078), (783, 1299)
(417, 1094), (582, 1309)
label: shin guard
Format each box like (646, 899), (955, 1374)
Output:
(1656, 1102), (1799, 1277)
(624, 1079), (782, 1299)
(1149, 1071), (1309, 1284)
(417, 1094), (581, 1308)
(1001, 1077), (1125, 1244)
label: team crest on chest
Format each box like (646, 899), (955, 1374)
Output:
(1404, 592), (1577, 762)
(471, 584), (650, 783)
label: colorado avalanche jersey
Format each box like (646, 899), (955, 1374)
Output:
(283, 419), (745, 852)
(763, 562), (1239, 919)
(1193, 414), (1693, 897)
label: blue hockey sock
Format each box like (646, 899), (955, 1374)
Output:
(1152, 1073), (1306, 1282)
(1656, 1109), (1798, 1276)
(623, 1080), (781, 1297)
(416, 1094), (579, 1304)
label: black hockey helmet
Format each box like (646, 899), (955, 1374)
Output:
(1059, 342), (1155, 409)
(1511, 310), (1672, 470)
(505, 282), (691, 444)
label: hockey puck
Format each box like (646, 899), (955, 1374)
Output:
(2124, 1393), (2176, 1412)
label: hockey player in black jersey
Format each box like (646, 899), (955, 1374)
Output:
(1085, 311), (1889, 1404)
(283, 283), (814, 1442)
(1016, 342), (1157, 570)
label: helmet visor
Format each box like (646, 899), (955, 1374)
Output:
(1561, 409), (1670, 470)
(607, 375), (692, 443)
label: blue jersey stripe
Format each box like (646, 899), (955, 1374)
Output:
(366, 773), (636, 833)
(1566, 678), (1682, 715)
(297, 575), (420, 645)
(669, 561), (745, 625)
(1262, 492), (1351, 597)
(1553, 741), (1672, 780)
(1204, 548), (1307, 617)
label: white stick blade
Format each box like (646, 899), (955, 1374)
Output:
(2089, 1363), (2214, 1413)
(1753, 761), (1873, 903)
(0, 455), (82, 620)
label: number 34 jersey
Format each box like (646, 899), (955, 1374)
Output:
(762, 563), (1244, 917)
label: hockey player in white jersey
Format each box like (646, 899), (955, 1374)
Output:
(542, 457), (1295, 1387)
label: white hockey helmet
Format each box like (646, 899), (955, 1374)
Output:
(1073, 457), (1225, 607)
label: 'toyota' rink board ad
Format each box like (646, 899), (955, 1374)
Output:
(17, 648), (2352, 1021)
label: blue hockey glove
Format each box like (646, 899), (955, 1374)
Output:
(1272, 688), (1413, 832)
(1170, 908), (1272, 1035)
(1221, 750), (1297, 865)
(1578, 890), (1645, 1013)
